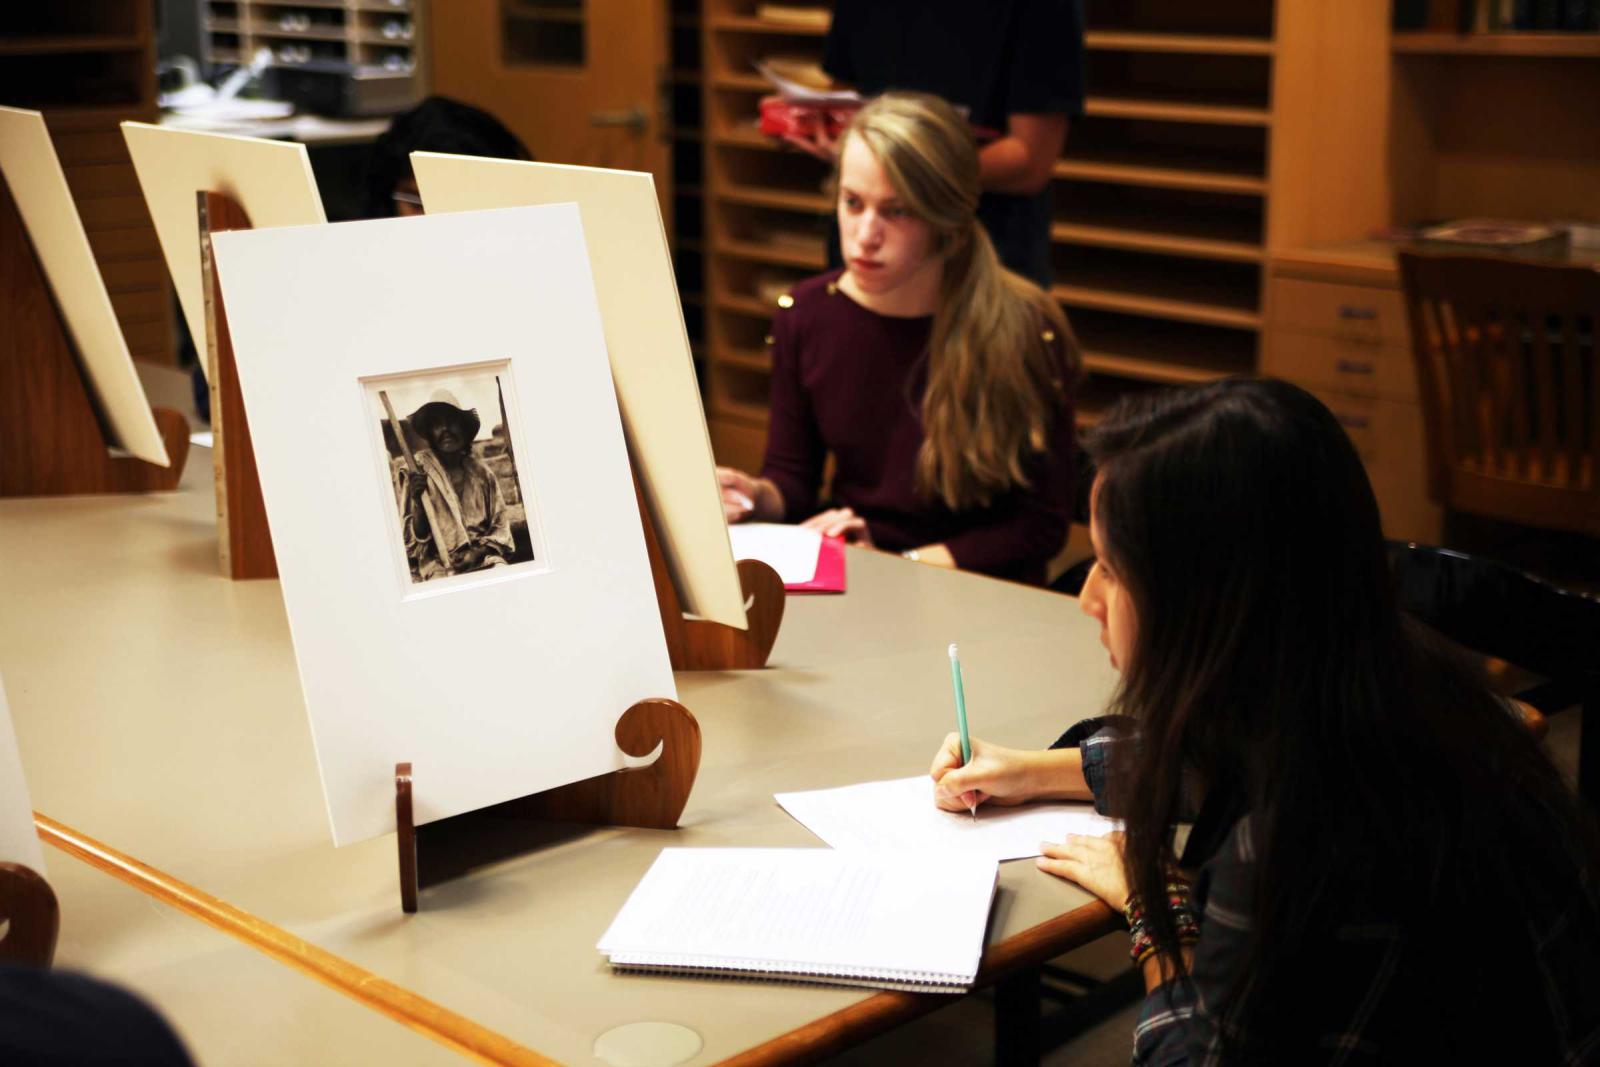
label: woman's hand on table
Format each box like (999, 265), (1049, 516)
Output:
(800, 507), (872, 545)
(1037, 832), (1130, 910)
(929, 734), (1040, 812)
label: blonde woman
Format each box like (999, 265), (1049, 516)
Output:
(719, 92), (1079, 584)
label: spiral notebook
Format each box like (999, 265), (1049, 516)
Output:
(598, 849), (998, 993)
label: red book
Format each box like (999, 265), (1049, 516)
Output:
(786, 533), (846, 594)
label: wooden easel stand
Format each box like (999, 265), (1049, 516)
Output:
(199, 191), (277, 580)
(633, 477), (786, 671)
(0, 181), (188, 497)
(395, 697), (700, 912)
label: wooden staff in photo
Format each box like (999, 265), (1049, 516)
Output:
(496, 376), (515, 471)
(379, 390), (454, 577)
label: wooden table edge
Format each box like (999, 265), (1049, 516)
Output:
(712, 900), (1121, 1066)
(38, 807), (1119, 1067)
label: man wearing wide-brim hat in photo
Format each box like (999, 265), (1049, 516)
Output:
(394, 388), (515, 581)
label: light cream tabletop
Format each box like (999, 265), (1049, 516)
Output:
(44, 852), (467, 1067)
(0, 454), (1120, 1065)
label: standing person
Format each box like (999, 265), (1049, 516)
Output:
(719, 93), (1079, 585)
(802, 0), (1085, 287)
(930, 378), (1600, 1062)
(394, 390), (514, 581)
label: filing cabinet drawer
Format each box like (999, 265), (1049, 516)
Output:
(1308, 388), (1440, 544)
(1264, 330), (1417, 403)
(1271, 277), (1411, 349)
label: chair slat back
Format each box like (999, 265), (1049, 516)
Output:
(1399, 252), (1600, 535)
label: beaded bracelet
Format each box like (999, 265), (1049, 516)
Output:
(1124, 880), (1201, 965)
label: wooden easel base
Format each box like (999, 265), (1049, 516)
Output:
(395, 698), (700, 913)
(667, 558), (786, 670)
(632, 476), (787, 671)
(0, 861), (60, 966)
(0, 177), (190, 497)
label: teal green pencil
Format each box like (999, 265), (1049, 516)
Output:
(948, 643), (975, 818)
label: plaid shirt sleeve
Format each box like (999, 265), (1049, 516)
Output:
(1049, 715), (1132, 816)
(1129, 817), (1600, 1064)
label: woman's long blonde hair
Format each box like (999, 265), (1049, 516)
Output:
(841, 92), (1077, 510)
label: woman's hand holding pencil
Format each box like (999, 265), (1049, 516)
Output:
(929, 735), (1039, 812)
(930, 738), (1097, 812)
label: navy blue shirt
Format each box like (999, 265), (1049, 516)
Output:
(823, 0), (1086, 287)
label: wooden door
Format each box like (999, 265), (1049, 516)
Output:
(429, 1), (671, 212)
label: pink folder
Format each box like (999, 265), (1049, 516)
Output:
(786, 534), (846, 594)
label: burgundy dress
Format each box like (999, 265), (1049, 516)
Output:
(759, 270), (1076, 584)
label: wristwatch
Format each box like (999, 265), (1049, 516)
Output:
(901, 549), (921, 563)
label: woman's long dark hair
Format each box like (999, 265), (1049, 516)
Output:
(363, 96), (532, 218)
(1086, 379), (1598, 1048)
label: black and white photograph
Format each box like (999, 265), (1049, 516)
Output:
(368, 367), (539, 584)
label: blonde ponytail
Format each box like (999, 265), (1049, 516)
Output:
(844, 93), (1077, 510)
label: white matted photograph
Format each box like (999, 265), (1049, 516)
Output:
(210, 203), (676, 846)
(365, 364), (544, 589)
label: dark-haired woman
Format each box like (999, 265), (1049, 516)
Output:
(718, 92), (1079, 585)
(931, 378), (1600, 1062)
(365, 96), (531, 219)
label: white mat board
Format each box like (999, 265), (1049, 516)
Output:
(212, 204), (676, 846)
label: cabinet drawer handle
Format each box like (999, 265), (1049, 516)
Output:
(1335, 359), (1375, 375)
(1337, 305), (1378, 321)
(1336, 413), (1371, 430)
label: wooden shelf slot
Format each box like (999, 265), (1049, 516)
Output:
(1084, 93), (1271, 127)
(1084, 30), (1275, 56)
(1051, 220), (1262, 263)
(1391, 32), (1600, 57)
(708, 15), (830, 37)
(1053, 153), (1267, 196)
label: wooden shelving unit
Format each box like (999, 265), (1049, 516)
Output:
(0, 3), (174, 364)
(689, 2), (1442, 473)
(696, 1), (836, 466)
(201, 0), (425, 89)
(669, 0), (707, 361)
(1050, 0), (1280, 409)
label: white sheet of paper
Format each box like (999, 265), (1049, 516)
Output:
(411, 155), (747, 631)
(727, 523), (822, 584)
(212, 204), (676, 846)
(122, 123), (325, 378)
(0, 675), (44, 874)
(754, 60), (863, 105)
(776, 776), (1121, 862)
(0, 107), (168, 465)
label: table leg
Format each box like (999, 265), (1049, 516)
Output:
(994, 966), (1041, 1067)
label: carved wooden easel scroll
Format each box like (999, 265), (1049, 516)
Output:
(0, 861), (59, 966)
(636, 475), (786, 671)
(394, 698), (700, 913)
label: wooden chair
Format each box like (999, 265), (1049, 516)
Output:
(1387, 541), (1600, 802)
(0, 861), (59, 967)
(1398, 252), (1600, 537)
